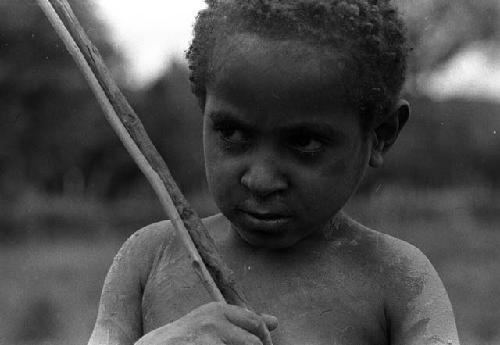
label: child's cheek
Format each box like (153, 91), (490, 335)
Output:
(322, 157), (348, 177)
(205, 149), (243, 207)
(318, 141), (370, 185)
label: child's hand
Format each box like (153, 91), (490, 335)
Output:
(134, 302), (278, 345)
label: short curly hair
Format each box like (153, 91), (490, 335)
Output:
(186, 0), (408, 129)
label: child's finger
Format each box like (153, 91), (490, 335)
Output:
(222, 322), (266, 345)
(223, 305), (275, 345)
(260, 313), (278, 331)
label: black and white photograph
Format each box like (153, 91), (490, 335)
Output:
(1, 1), (499, 344)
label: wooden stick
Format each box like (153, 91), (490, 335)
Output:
(37, 0), (249, 309)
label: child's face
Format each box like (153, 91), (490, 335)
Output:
(203, 33), (372, 249)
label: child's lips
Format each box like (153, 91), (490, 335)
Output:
(244, 211), (290, 219)
(236, 208), (293, 233)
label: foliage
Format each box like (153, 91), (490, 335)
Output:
(397, 0), (500, 82)
(363, 96), (500, 191)
(0, 0), (123, 198)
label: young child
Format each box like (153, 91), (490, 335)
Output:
(89, 1), (460, 344)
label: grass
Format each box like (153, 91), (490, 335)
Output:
(1, 186), (499, 345)
(0, 238), (123, 345)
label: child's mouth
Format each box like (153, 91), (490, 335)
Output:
(236, 209), (293, 233)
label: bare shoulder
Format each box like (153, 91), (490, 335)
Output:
(89, 220), (180, 345)
(352, 218), (434, 292)
(116, 214), (229, 286)
(339, 215), (459, 344)
(111, 220), (177, 285)
(356, 220), (449, 309)
(121, 220), (174, 253)
(333, 214), (442, 292)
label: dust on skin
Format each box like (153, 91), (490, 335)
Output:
(134, 214), (388, 344)
(157, 214), (391, 341)
(378, 233), (454, 345)
(90, 211), (459, 345)
(324, 215), (453, 345)
(405, 318), (431, 343)
(385, 248), (426, 298)
(426, 335), (450, 345)
(141, 230), (211, 333)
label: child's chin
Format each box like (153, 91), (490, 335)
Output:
(233, 226), (301, 250)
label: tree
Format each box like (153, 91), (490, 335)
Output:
(397, 0), (500, 90)
(0, 1), (123, 197)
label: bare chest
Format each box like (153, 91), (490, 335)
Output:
(141, 242), (388, 345)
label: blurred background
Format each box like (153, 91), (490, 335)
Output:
(1, 0), (500, 344)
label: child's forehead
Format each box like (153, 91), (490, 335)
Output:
(210, 33), (349, 77)
(208, 33), (356, 111)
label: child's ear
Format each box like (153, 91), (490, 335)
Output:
(369, 99), (410, 168)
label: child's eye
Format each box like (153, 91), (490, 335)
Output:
(219, 128), (249, 144)
(288, 134), (324, 154)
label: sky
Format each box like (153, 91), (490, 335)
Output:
(424, 44), (500, 102)
(93, 0), (206, 86)
(93, 1), (500, 102)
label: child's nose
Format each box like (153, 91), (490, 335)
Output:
(240, 159), (288, 197)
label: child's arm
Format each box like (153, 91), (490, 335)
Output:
(87, 222), (277, 345)
(88, 227), (157, 345)
(384, 241), (460, 345)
